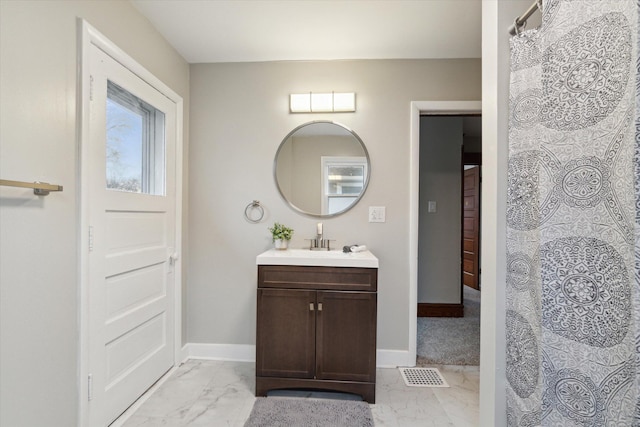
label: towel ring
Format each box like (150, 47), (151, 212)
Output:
(244, 200), (264, 223)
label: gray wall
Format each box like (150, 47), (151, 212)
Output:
(188, 59), (481, 351)
(0, 1), (189, 425)
(418, 116), (462, 303)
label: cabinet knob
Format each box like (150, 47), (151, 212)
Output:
(318, 303), (323, 312)
(309, 303), (314, 311)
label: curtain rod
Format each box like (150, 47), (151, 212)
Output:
(508, 1), (541, 35)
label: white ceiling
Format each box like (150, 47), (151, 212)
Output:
(131, 0), (482, 64)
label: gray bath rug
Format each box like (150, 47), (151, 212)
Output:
(244, 397), (374, 427)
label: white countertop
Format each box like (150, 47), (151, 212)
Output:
(256, 248), (378, 268)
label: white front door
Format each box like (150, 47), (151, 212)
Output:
(87, 44), (178, 426)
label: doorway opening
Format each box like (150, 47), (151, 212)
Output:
(415, 114), (481, 367)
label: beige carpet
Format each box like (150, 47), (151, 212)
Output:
(417, 286), (481, 366)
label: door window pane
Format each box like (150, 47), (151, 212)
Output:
(106, 81), (165, 195)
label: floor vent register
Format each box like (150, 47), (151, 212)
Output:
(399, 367), (450, 388)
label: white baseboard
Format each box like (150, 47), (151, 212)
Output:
(183, 343), (413, 368)
(184, 343), (256, 362)
(376, 349), (415, 368)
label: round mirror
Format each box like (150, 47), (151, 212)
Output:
(274, 121), (370, 217)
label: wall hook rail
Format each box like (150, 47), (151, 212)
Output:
(0, 179), (64, 196)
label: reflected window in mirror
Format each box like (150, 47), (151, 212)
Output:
(322, 157), (367, 215)
(274, 121), (370, 217)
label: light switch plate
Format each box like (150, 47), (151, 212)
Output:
(428, 201), (437, 213)
(369, 206), (386, 223)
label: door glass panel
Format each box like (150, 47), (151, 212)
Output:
(106, 81), (165, 195)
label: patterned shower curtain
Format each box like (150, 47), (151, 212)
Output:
(506, 0), (639, 425)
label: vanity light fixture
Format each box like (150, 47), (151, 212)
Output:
(289, 92), (356, 113)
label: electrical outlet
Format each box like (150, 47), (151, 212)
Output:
(428, 201), (437, 213)
(369, 206), (386, 223)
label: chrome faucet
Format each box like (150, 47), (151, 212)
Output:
(308, 222), (331, 250)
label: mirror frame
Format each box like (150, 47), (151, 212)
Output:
(273, 120), (371, 218)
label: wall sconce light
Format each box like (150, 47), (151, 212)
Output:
(289, 92), (356, 113)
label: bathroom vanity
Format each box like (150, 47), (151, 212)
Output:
(255, 249), (378, 403)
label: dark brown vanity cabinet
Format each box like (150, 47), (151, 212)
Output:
(256, 265), (377, 403)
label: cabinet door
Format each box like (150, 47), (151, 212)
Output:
(256, 288), (316, 378)
(316, 291), (376, 382)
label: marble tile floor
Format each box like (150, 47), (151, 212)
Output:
(120, 359), (479, 427)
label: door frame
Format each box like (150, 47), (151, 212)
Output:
(408, 101), (481, 364)
(77, 19), (184, 425)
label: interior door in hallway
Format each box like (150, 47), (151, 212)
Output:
(87, 44), (178, 426)
(462, 166), (480, 290)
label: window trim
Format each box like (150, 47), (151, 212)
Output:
(106, 80), (166, 195)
